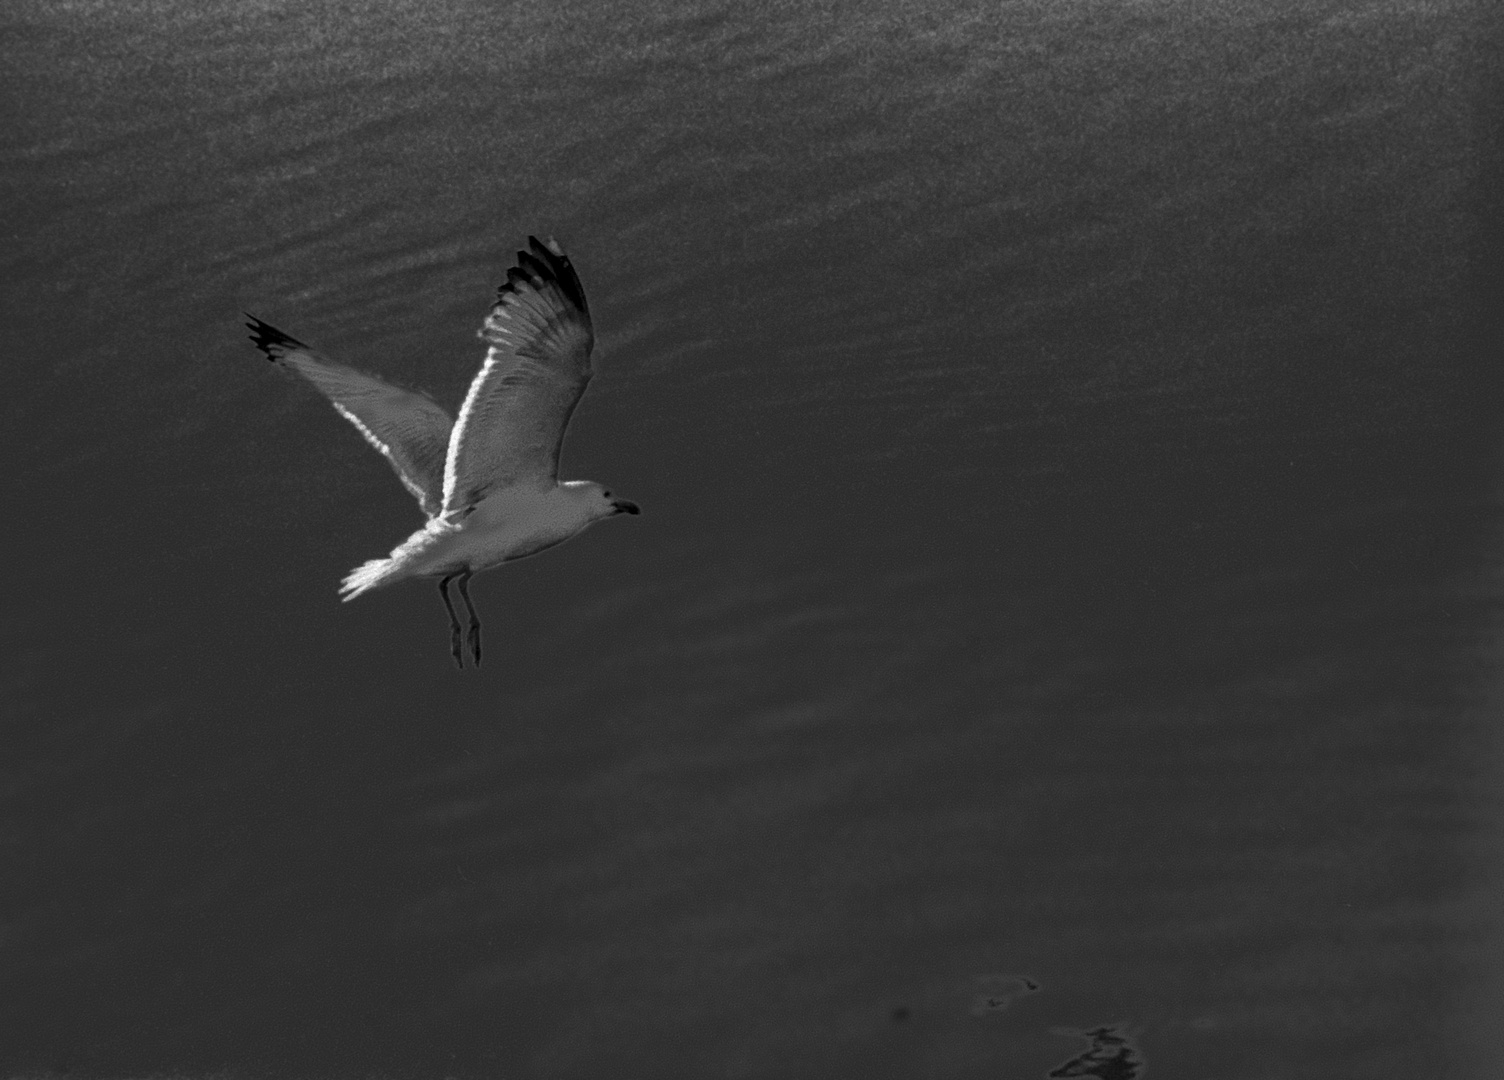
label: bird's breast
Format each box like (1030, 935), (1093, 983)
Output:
(447, 487), (592, 570)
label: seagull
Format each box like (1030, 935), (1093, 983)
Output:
(246, 236), (639, 669)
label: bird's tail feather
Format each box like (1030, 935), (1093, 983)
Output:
(340, 558), (400, 600)
(339, 519), (454, 601)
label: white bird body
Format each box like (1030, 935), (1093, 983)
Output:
(247, 236), (638, 667)
(340, 480), (609, 596)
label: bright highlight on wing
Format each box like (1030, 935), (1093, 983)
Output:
(245, 317), (453, 518)
(245, 235), (639, 670)
(442, 237), (595, 515)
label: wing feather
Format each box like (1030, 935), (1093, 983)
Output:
(440, 237), (594, 516)
(245, 316), (453, 518)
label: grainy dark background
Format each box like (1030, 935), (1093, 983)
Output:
(2, 0), (1500, 1075)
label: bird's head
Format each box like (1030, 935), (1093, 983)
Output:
(562, 480), (640, 521)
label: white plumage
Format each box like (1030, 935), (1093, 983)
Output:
(247, 236), (639, 668)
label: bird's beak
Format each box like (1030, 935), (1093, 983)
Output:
(611, 500), (641, 515)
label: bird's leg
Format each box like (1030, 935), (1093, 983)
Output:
(456, 569), (482, 668)
(437, 574), (464, 669)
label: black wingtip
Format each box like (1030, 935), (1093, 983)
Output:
(495, 235), (590, 317)
(244, 313), (308, 359)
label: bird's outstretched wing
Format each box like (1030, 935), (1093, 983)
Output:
(246, 316), (454, 518)
(441, 237), (594, 517)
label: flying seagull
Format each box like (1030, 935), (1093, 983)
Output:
(246, 236), (639, 669)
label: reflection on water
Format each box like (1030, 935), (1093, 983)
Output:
(1047, 1025), (1145, 1080)
(1, 0), (1496, 1075)
(969, 974), (1041, 1017)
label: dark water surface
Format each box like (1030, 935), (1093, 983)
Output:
(3, 0), (1501, 1075)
